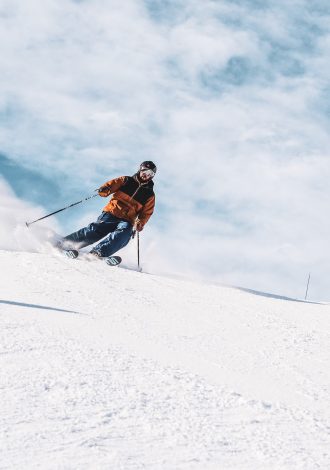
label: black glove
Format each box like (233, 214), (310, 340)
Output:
(98, 185), (111, 196)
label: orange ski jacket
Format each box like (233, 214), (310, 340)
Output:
(98, 175), (155, 230)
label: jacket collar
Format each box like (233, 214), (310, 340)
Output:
(133, 173), (154, 188)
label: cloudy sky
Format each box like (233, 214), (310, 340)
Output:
(1, 0), (330, 300)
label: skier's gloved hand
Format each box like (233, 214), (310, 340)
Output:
(98, 185), (111, 197)
(136, 221), (144, 232)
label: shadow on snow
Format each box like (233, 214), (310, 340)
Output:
(233, 287), (325, 305)
(0, 299), (85, 315)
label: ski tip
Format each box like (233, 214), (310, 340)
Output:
(63, 249), (79, 259)
(105, 255), (122, 266)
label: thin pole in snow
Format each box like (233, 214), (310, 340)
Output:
(305, 273), (311, 300)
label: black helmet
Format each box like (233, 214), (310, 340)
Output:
(139, 161), (157, 174)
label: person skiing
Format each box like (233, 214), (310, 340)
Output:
(57, 161), (156, 258)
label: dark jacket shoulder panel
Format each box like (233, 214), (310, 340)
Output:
(120, 176), (154, 205)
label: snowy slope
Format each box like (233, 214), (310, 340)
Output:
(1, 250), (330, 470)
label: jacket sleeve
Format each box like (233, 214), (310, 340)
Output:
(137, 195), (155, 228)
(98, 176), (127, 197)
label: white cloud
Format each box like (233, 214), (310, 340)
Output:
(1, 0), (330, 299)
(0, 178), (59, 252)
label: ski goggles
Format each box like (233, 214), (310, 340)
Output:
(140, 168), (155, 178)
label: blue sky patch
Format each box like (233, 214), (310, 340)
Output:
(0, 153), (61, 208)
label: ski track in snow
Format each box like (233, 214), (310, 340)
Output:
(1, 250), (330, 470)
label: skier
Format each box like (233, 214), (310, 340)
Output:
(57, 161), (156, 259)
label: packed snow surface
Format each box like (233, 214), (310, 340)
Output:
(1, 250), (330, 469)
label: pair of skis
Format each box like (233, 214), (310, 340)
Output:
(63, 249), (122, 267)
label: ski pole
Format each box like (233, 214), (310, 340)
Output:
(137, 231), (141, 271)
(25, 191), (99, 227)
(131, 225), (140, 270)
